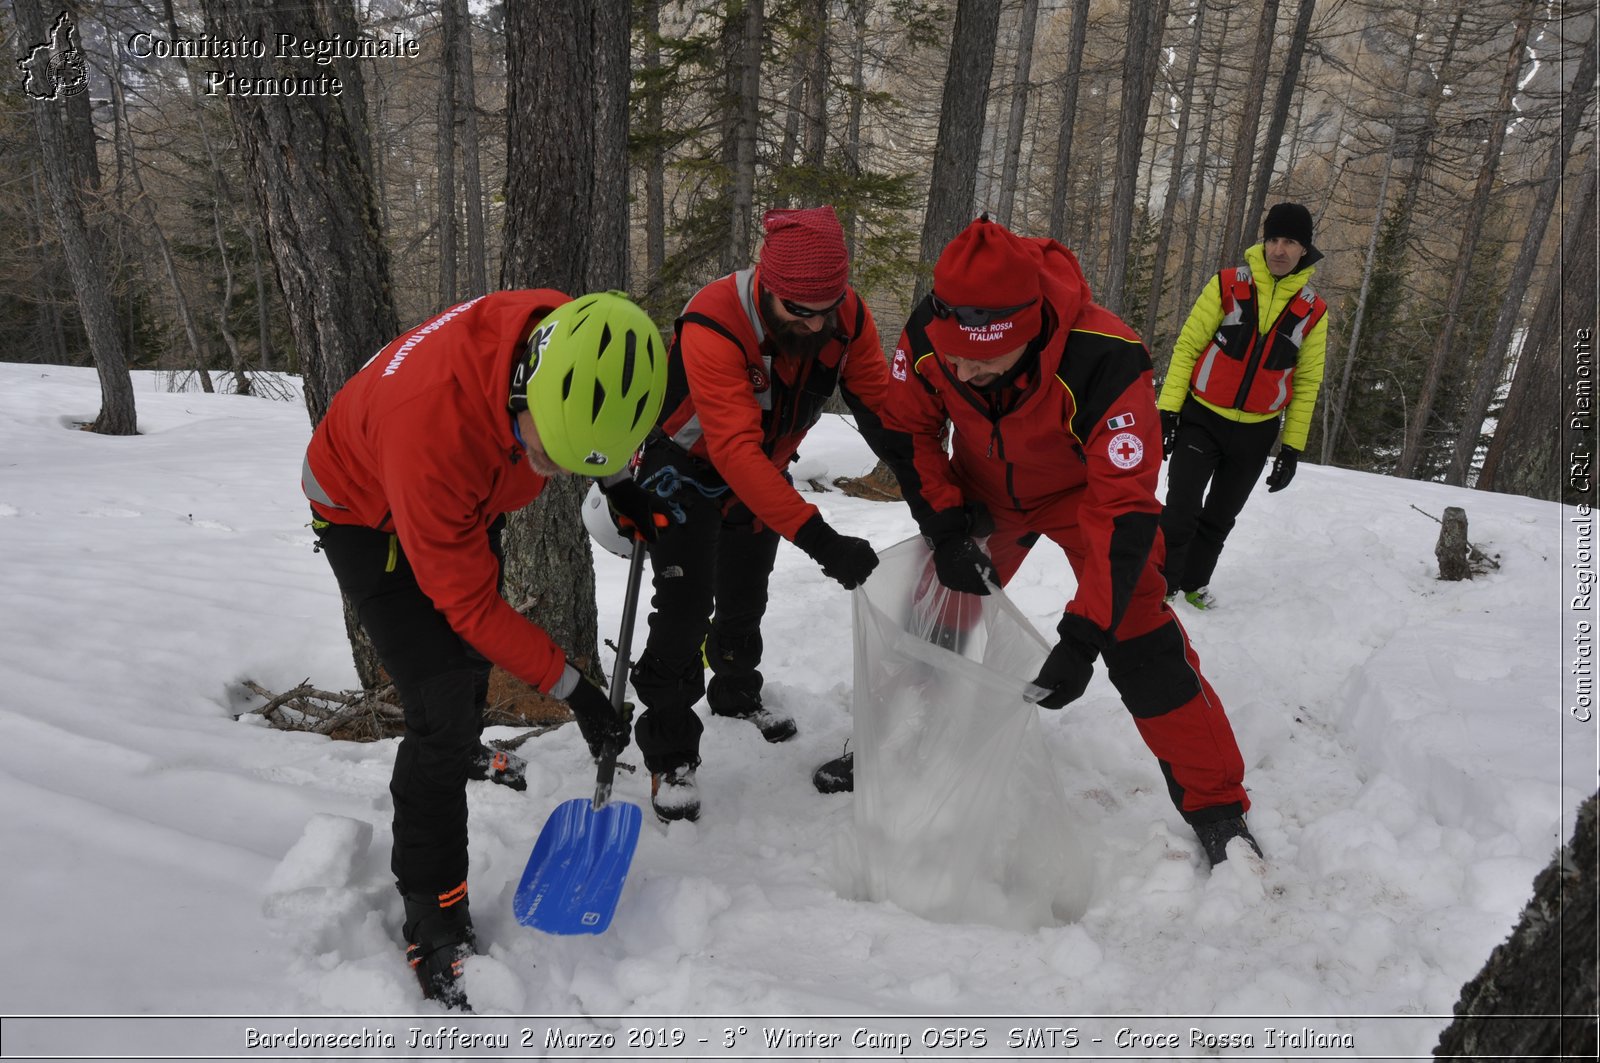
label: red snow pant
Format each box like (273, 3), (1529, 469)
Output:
(926, 492), (1249, 823)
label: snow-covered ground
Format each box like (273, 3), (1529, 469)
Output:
(0, 363), (1591, 1060)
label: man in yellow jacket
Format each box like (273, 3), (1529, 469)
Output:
(1157, 203), (1328, 609)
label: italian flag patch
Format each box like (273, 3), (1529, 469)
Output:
(1106, 412), (1136, 431)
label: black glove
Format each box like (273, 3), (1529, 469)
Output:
(1265, 446), (1299, 493)
(599, 477), (677, 543)
(794, 514), (879, 589)
(932, 535), (998, 596)
(1028, 621), (1101, 710)
(564, 675), (630, 758)
(1160, 410), (1180, 459)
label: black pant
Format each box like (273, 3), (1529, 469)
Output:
(314, 516), (503, 896)
(1160, 398), (1280, 594)
(628, 441), (782, 773)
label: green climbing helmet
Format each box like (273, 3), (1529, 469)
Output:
(512, 291), (668, 477)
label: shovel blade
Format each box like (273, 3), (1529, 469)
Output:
(513, 797), (642, 934)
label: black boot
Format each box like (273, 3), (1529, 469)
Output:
(812, 749), (854, 794)
(650, 759), (701, 823)
(401, 882), (475, 1009)
(1193, 816), (1262, 867)
(708, 676), (796, 743)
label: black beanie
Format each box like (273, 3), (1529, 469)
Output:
(1263, 202), (1314, 249)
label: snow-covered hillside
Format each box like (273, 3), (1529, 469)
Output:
(0, 364), (1589, 1059)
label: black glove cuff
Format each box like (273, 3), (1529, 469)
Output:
(1057, 612), (1109, 660)
(793, 513), (835, 556)
(919, 506), (970, 548)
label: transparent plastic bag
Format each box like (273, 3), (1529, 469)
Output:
(840, 536), (1092, 930)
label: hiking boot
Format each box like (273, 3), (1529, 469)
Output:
(1193, 816), (1263, 867)
(466, 743), (527, 791)
(812, 749), (854, 794)
(708, 682), (797, 743)
(650, 762), (700, 823)
(1183, 586), (1218, 610)
(401, 881), (476, 1009)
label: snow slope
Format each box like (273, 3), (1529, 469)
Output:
(0, 364), (1590, 1059)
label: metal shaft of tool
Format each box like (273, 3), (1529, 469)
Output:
(594, 539), (647, 809)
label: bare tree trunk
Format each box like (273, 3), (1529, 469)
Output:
(108, 40), (214, 393)
(724, 0), (763, 273)
(249, 227), (272, 371)
(1448, 21), (1597, 486)
(1478, 154), (1597, 502)
(454, 0), (488, 295)
(642, 0), (667, 289)
(842, 0), (869, 256)
(501, 0), (633, 670)
(199, 0), (399, 428)
(1321, 7), (1427, 466)
(1047, 0), (1091, 242)
(802, 0), (830, 177)
(917, 0), (1003, 303)
(199, 0), (399, 688)
(14, 0), (138, 435)
(1143, 0), (1207, 360)
(995, 0), (1040, 229)
(1394, 1), (1535, 480)
(437, 0), (460, 308)
(1101, 0), (1168, 312)
(1245, 0), (1317, 228)
(1216, 0), (1280, 270)
(1177, 2), (1231, 311)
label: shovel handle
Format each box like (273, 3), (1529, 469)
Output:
(594, 539), (648, 809)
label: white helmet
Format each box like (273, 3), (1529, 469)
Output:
(582, 481), (635, 559)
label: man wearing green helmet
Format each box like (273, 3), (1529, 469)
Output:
(302, 289), (667, 1008)
(608, 206), (933, 824)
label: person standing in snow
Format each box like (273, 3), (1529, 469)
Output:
(815, 215), (1260, 868)
(618, 205), (927, 825)
(1157, 202), (1329, 610)
(302, 290), (668, 1008)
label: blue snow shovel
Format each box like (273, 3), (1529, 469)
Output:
(513, 540), (647, 934)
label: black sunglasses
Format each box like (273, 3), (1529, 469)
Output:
(929, 293), (1038, 328)
(780, 293), (846, 319)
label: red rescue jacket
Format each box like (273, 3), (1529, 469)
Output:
(885, 242), (1162, 639)
(302, 289), (572, 693)
(1189, 265), (1327, 415)
(660, 267), (919, 539)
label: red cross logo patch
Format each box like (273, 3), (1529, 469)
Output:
(1108, 431), (1144, 469)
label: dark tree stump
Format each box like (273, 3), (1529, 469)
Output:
(1434, 792), (1598, 1059)
(1436, 506), (1473, 581)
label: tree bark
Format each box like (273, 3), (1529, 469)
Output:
(842, 0), (869, 257)
(198, 0), (398, 428)
(1176, 2), (1231, 313)
(15, 0), (138, 435)
(1216, 0), (1281, 270)
(1101, 0), (1167, 313)
(1449, 20), (1597, 486)
(723, 0), (763, 273)
(1046, 0), (1091, 242)
(501, 0), (634, 671)
(1478, 153), (1597, 503)
(995, 0), (1040, 229)
(917, 0), (1003, 303)
(437, 0), (460, 309)
(1144, 0), (1207, 360)
(198, 0), (399, 689)
(641, 0), (667, 290)
(453, 0), (488, 295)
(1433, 792), (1599, 1058)
(1394, 1), (1535, 480)
(1245, 0), (1317, 229)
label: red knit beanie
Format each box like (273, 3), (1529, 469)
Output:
(926, 217), (1044, 359)
(758, 206), (850, 303)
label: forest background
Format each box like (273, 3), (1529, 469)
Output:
(6, 0), (1595, 672)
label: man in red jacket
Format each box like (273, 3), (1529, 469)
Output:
(303, 290), (666, 1008)
(617, 206), (928, 824)
(848, 217), (1259, 867)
